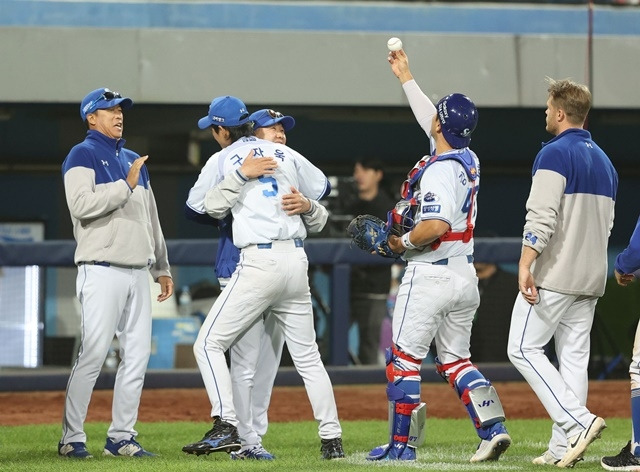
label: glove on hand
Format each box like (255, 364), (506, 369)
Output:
(346, 214), (401, 259)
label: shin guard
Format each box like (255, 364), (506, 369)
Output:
(436, 357), (506, 440)
(368, 345), (422, 461)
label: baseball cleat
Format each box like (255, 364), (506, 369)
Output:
(367, 443), (416, 461)
(532, 450), (561, 465)
(557, 416), (606, 468)
(601, 441), (640, 471)
(182, 417), (241, 455)
(58, 441), (93, 459)
(470, 433), (511, 462)
(103, 437), (156, 457)
(230, 444), (275, 460)
(320, 437), (345, 459)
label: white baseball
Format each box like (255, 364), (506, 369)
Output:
(387, 37), (403, 52)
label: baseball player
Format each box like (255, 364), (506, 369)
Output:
(507, 78), (617, 467)
(59, 88), (173, 458)
(601, 212), (640, 471)
(182, 96), (344, 460)
(184, 103), (328, 460)
(367, 49), (511, 463)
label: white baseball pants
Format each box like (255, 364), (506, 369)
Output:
(230, 311), (284, 447)
(62, 264), (151, 444)
(392, 256), (479, 364)
(508, 289), (597, 451)
(194, 239), (341, 439)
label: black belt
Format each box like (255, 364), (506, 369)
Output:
(257, 238), (304, 249)
(79, 261), (145, 269)
(431, 255), (474, 265)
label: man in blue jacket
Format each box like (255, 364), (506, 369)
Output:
(59, 87), (174, 458)
(508, 78), (617, 467)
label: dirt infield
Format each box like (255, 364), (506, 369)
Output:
(0, 380), (630, 426)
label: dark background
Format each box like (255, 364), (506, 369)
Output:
(0, 102), (637, 244)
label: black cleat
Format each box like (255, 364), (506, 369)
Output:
(182, 418), (241, 456)
(601, 441), (640, 471)
(320, 437), (345, 460)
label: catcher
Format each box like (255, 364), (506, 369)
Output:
(347, 47), (511, 463)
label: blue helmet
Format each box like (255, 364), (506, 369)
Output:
(436, 93), (478, 149)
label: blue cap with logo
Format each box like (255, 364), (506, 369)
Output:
(436, 93), (478, 149)
(80, 88), (133, 121)
(198, 96), (250, 129)
(249, 109), (295, 132)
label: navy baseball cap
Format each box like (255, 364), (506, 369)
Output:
(80, 88), (133, 121)
(198, 95), (250, 129)
(249, 109), (295, 132)
(436, 93), (478, 149)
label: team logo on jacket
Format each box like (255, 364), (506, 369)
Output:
(422, 204), (441, 214)
(423, 192), (439, 202)
(524, 232), (538, 245)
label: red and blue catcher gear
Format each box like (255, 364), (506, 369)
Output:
(389, 149), (478, 250)
(435, 357), (506, 441)
(368, 345), (421, 461)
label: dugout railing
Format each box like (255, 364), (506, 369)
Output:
(0, 237), (522, 368)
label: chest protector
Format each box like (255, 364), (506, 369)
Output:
(390, 149), (478, 251)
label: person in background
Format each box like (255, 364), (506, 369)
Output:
(346, 159), (396, 365)
(59, 87), (173, 458)
(470, 232), (518, 362)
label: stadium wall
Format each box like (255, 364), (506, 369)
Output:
(1, 1), (639, 107)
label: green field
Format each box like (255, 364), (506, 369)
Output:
(0, 418), (631, 471)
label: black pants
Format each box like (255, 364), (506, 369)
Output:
(350, 295), (388, 365)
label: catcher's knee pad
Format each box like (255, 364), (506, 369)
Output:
(385, 344), (421, 382)
(435, 357), (474, 391)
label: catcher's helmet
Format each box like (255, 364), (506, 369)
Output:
(436, 93), (478, 149)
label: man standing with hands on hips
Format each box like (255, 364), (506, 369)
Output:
(59, 87), (173, 459)
(507, 78), (617, 468)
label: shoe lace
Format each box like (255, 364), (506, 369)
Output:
(246, 445), (268, 457)
(128, 438), (143, 449)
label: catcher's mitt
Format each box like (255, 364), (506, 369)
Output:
(346, 214), (401, 258)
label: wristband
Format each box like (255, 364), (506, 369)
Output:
(401, 232), (418, 250)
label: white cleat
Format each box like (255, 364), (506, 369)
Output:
(470, 433), (511, 462)
(532, 450), (560, 466)
(557, 416), (606, 468)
